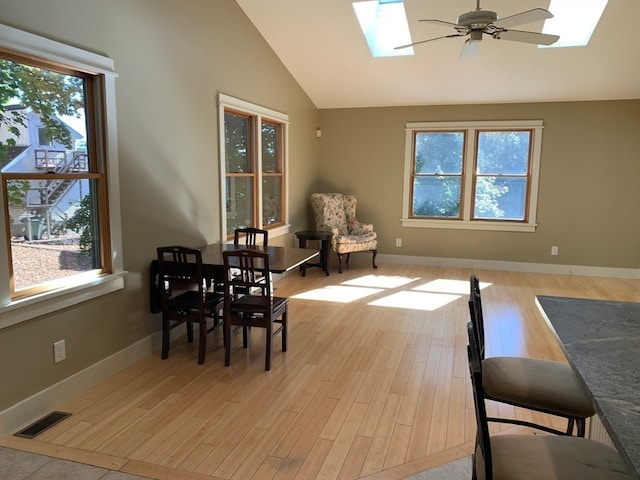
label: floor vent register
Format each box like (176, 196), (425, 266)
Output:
(14, 411), (72, 439)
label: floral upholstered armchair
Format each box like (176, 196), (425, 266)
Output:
(310, 193), (377, 273)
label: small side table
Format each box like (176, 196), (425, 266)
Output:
(295, 230), (332, 276)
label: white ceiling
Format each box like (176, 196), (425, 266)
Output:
(235, 0), (640, 109)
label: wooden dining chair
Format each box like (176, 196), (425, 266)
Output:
(233, 227), (268, 247)
(156, 246), (224, 364)
(469, 275), (594, 436)
(222, 248), (288, 371)
(467, 321), (631, 480)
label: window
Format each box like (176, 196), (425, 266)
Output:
(218, 94), (289, 239)
(402, 120), (543, 232)
(0, 23), (123, 326)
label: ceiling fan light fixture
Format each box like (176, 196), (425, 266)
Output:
(469, 30), (483, 43)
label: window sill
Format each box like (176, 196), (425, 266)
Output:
(401, 218), (537, 233)
(266, 224), (291, 238)
(0, 271), (127, 330)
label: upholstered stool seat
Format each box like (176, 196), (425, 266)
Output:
(483, 356), (596, 419)
(476, 434), (632, 480)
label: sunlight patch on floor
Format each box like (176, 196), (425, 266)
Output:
(414, 278), (470, 294)
(369, 290), (461, 310)
(291, 274), (488, 310)
(291, 285), (383, 303)
(342, 274), (420, 289)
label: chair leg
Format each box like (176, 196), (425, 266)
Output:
(337, 253), (344, 273)
(224, 321), (232, 366)
(186, 322), (194, 343)
(197, 320), (206, 365)
(265, 321), (273, 371)
(161, 315), (170, 360)
(576, 418), (586, 437)
(371, 249), (378, 269)
(282, 309), (288, 352)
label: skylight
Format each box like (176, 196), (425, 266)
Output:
(353, 0), (413, 57)
(541, 0), (608, 48)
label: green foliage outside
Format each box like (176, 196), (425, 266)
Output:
(0, 58), (84, 171)
(413, 130), (530, 219)
(65, 194), (94, 254)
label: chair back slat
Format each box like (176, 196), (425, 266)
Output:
(156, 246), (205, 308)
(233, 227), (268, 247)
(223, 249), (272, 300)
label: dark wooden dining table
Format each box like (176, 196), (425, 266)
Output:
(536, 295), (640, 479)
(150, 244), (319, 314)
(198, 242), (320, 275)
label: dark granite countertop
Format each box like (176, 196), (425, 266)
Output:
(536, 295), (640, 479)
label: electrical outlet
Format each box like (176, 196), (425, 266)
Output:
(53, 339), (66, 363)
(551, 246), (559, 256)
(395, 238), (402, 247)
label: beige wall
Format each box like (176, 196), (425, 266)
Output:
(317, 100), (640, 268)
(0, 0), (319, 411)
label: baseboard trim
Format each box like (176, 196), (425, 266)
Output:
(0, 331), (161, 437)
(376, 254), (640, 279)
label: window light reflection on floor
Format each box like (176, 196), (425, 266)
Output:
(413, 278), (470, 294)
(292, 285), (383, 303)
(369, 290), (461, 311)
(342, 274), (420, 289)
(291, 274), (491, 309)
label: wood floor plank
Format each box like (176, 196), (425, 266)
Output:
(2, 265), (637, 480)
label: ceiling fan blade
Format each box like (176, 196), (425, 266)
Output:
(493, 8), (553, 29)
(418, 19), (460, 28)
(395, 33), (466, 50)
(497, 29), (560, 45)
(460, 39), (481, 59)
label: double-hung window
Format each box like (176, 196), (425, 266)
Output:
(218, 94), (289, 239)
(0, 24), (123, 326)
(402, 120), (543, 232)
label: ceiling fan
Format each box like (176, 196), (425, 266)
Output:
(396, 0), (560, 58)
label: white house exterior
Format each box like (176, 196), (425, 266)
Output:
(1, 106), (87, 239)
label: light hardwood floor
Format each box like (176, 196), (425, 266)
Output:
(2, 263), (639, 480)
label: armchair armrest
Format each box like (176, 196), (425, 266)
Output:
(348, 220), (374, 236)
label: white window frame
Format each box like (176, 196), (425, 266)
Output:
(217, 93), (290, 239)
(0, 24), (125, 330)
(401, 120), (543, 232)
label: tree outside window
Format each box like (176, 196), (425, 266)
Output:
(1, 54), (108, 297)
(403, 121), (543, 232)
(220, 94), (288, 239)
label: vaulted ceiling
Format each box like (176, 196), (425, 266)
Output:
(236, 0), (640, 109)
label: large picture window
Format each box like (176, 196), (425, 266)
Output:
(0, 24), (123, 325)
(218, 94), (288, 239)
(402, 120), (543, 232)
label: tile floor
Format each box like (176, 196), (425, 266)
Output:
(0, 445), (471, 480)
(405, 456), (472, 479)
(0, 447), (151, 480)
